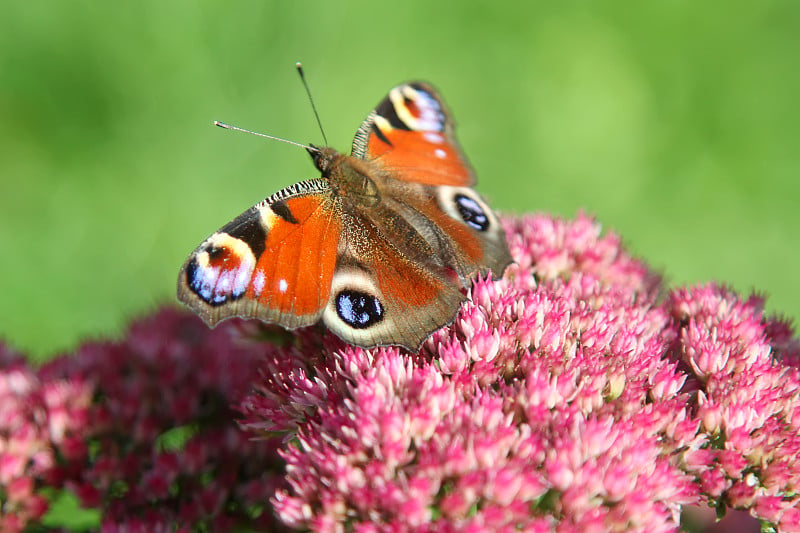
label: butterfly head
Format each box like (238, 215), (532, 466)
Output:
(307, 144), (340, 176)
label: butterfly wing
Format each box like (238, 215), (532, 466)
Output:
(383, 180), (513, 285)
(319, 209), (466, 349)
(177, 179), (341, 330)
(311, 82), (513, 350)
(177, 170), (465, 350)
(352, 82), (476, 187)
(352, 82), (512, 283)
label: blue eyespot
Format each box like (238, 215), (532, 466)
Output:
(455, 194), (489, 231)
(186, 259), (214, 302)
(336, 290), (384, 329)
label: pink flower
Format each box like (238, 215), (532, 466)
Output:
(0, 345), (93, 532)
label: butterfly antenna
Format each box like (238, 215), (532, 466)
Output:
(213, 121), (319, 153)
(296, 62), (329, 146)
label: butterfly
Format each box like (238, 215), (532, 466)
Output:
(177, 82), (512, 350)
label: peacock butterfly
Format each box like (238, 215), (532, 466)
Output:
(177, 82), (512, 350)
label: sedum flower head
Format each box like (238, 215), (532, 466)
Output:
(239, 214), (800, 531)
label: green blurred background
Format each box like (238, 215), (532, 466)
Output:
(2, 0), (798, 361)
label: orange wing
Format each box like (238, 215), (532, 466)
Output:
(177, 179), (341, 329)
(351, 82), (476, 187)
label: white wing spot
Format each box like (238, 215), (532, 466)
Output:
(435, 148), (447, 159)
(424, 132), (444, 144)
(409, 89), (443, 130)
(278, 279), (288, 293)
(253, 271), (265, 295)
(218, 275), (232, 292)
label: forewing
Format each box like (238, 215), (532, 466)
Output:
(352, 82), (476, 187)
(177, 179), (341, 329)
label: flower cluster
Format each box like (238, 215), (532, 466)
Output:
(2, 213), (798, 532)
(241, 214), (799, 531)
(667, 286), (800, 528)
(2, 310), (288, 532)
(0, 344), (93, 533)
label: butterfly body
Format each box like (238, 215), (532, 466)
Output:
(178, 82), (511, 350)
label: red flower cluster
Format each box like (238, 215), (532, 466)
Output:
(1, 213), (798, 532)
(0, 344), (90, 532)
(1, 310), (286, 532)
